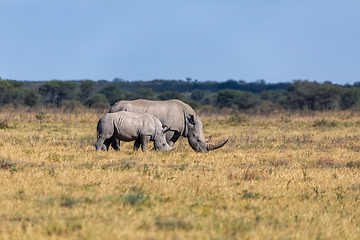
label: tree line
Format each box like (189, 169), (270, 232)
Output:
(1, 77), (360, 112)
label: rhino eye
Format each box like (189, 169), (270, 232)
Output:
(197, 139), (201, 143)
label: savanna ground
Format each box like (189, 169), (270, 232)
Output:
(1, 106), (360, 240)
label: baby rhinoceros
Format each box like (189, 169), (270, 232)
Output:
(94, 111), (172, 152)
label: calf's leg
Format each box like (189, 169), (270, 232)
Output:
(111, 136), (120, 151)
(140, 135), (151, 152)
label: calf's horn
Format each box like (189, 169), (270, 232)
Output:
(208, 139), (228, 151)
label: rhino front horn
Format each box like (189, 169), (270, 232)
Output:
(208, 139), (228, 151)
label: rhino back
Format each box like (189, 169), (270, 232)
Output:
(113, 111), (156, 140)
(97, 113), (116, 136)
(110, 99), (194, 134)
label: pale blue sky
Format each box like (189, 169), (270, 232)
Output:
(1, 0), (359, 84)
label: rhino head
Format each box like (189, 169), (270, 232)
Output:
(154, 125), (173, 151)
(186, 114), (228, 152)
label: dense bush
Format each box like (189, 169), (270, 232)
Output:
(1, 77), (360, 112)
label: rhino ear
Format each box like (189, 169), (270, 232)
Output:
(187, 114), (196, 125)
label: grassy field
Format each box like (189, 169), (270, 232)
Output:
(1, 106), (360, 239)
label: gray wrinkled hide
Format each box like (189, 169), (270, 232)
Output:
(109, 99), (227, 152)
(94, 111), (171, 152)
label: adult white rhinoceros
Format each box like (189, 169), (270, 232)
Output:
(95, 111), (172, 152)
(109, 99), (228, 152)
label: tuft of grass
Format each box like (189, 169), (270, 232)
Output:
(270, 157), (290, 167)
(47, 153), (61, 162)
(101, 159), (137, 171)
(45, 221), (82, 236)
(35, 112), (48, 122)
(0, 120), (12, 129)
(122, 192), (146, 206)
(242, 190), (262, 199)
(121, 186), (150, 207)
(313, 119), (337, 128)
(311, 157), (343, 168)
(177, 163), (188, 171)
(346, 160), (360, 168)
(0, 158), (16, 169)
(0, 158), (23, 173)
(60, 195), (78, 208)
(280, 116), (291, 123)
(242, 165), (267, 181)
(155, 217), (194, 230)
(226, 114), (250, 126)
(15, 189), (26, 200)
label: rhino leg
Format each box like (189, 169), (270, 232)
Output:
(167, 131), (180, 148)
(103, 138), (112, 151)
(111, 136), (120, 151)
(133, 139), (141, 151)
(140, 135), (151, 152)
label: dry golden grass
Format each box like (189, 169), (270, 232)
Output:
(1, 106), (360, 239)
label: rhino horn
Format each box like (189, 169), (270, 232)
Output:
(207, 139), (228, 151)
(205, 135), (212, 143)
